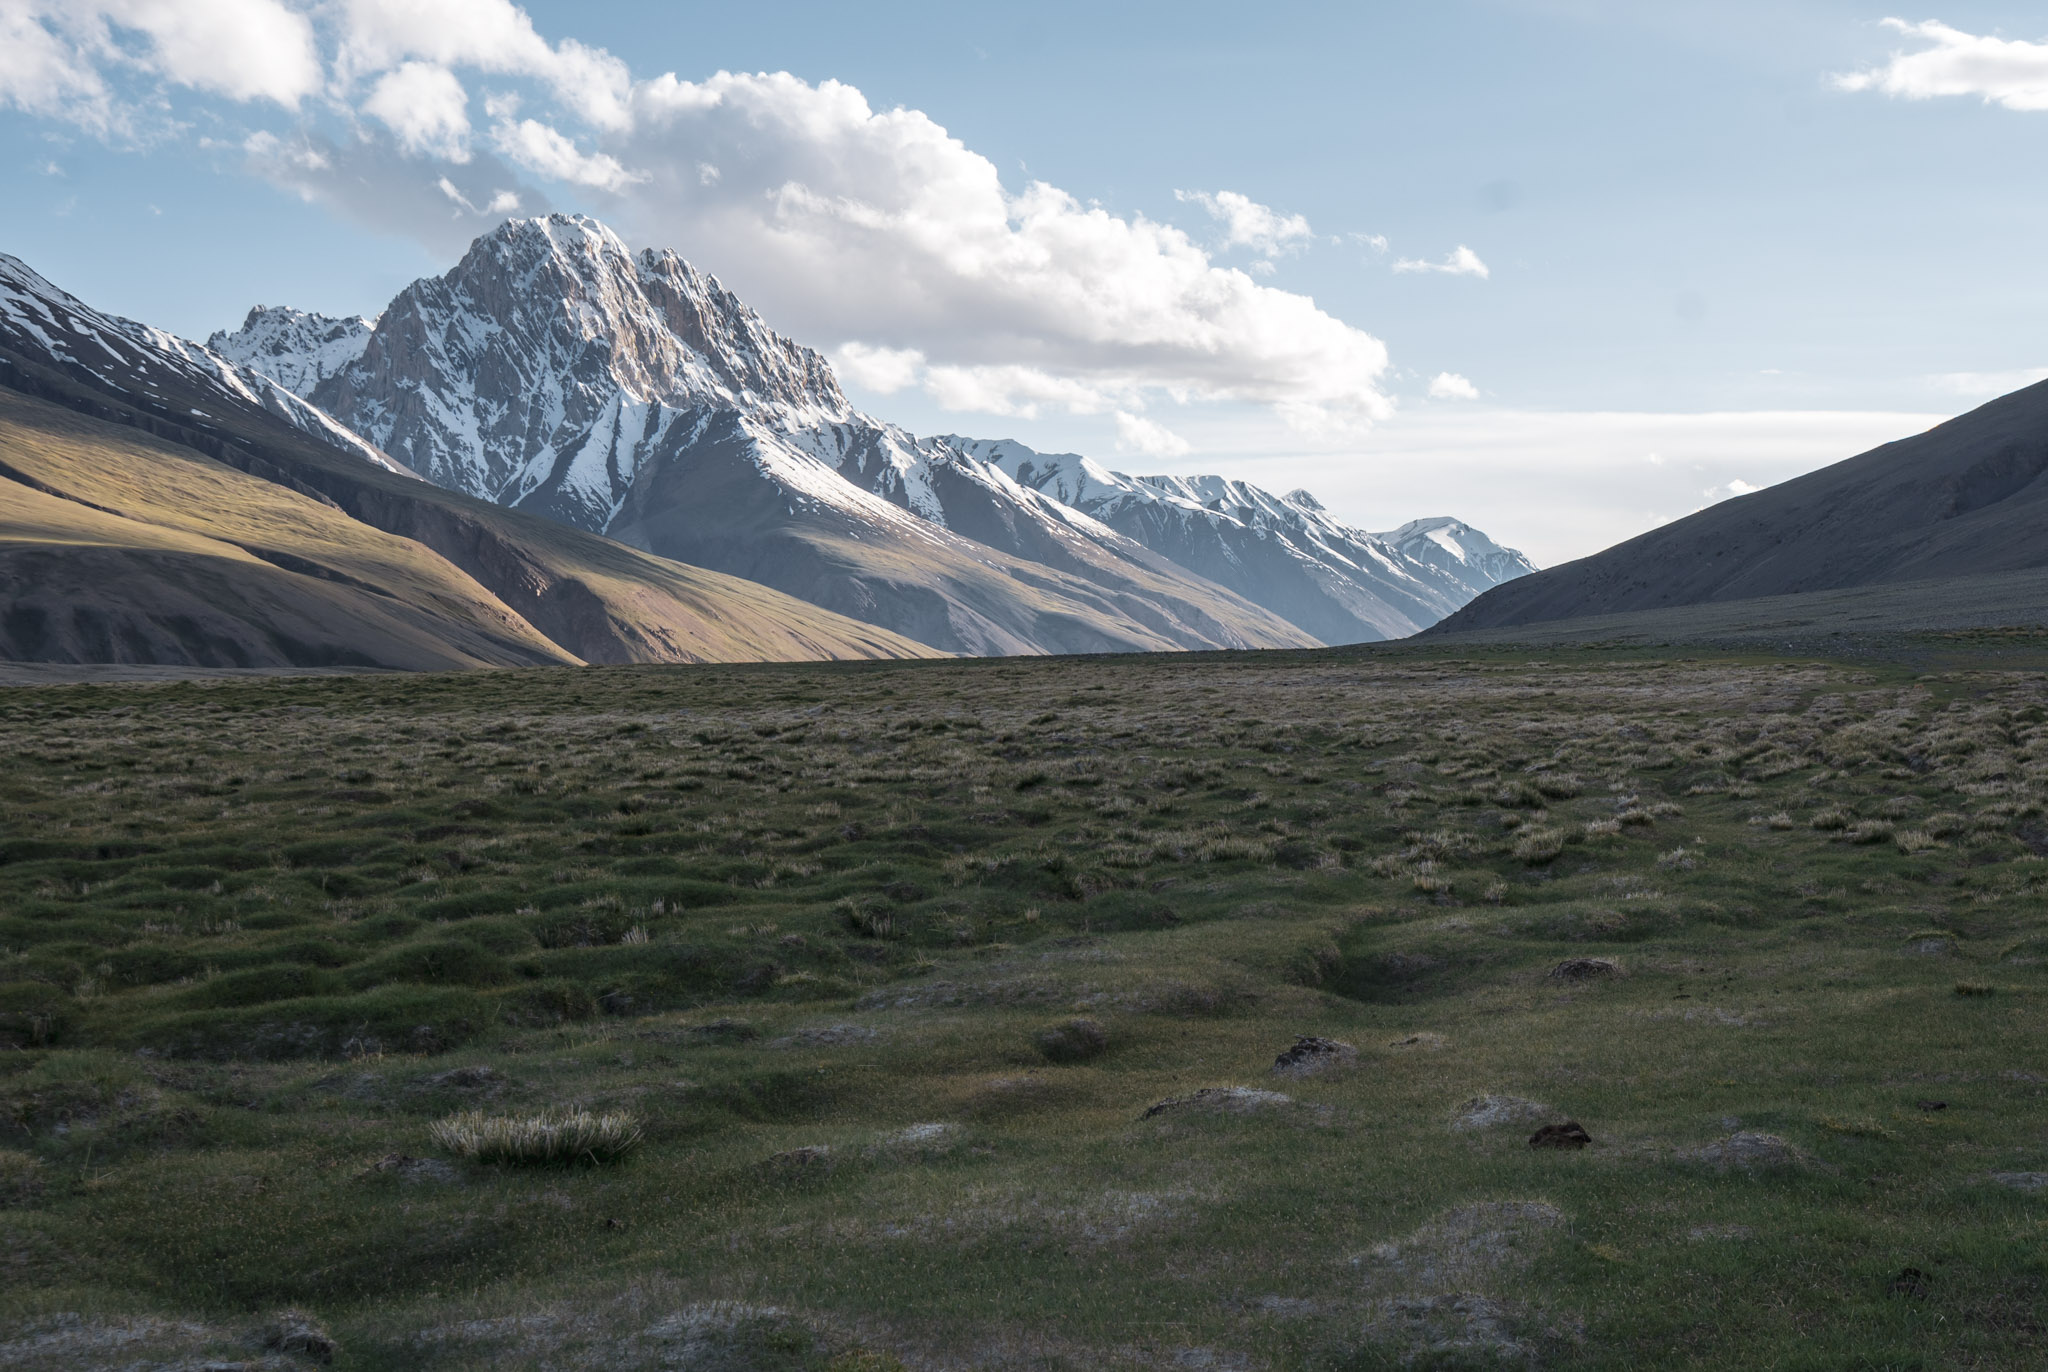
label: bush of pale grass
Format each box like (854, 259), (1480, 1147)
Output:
(1512, 828), (1565, 864)
(431, 1109), (643, 1165)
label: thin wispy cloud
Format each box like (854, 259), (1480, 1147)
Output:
(1926, 366), (2048, 398)
(1393, 245), (1490, 279)
(1174, 189), (1313, 257)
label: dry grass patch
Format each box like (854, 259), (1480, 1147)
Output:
(430, 1109), (643, 1165)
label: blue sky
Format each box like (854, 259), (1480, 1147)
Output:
(6, 1), (2048, 564)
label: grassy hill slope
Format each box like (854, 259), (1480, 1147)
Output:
(0, 389), (576, 669)
(1437, 380), (2048, 634)
(0, 350), (939, 669)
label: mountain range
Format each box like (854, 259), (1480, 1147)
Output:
(1, 213), (1534, 670)
(210, 215), (1532, 655)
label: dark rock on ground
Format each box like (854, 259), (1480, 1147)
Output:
(1272, 1035), (1356, 1077)
(259, 1310), (336, 1364)
(1529, 1121), (1592, 1150)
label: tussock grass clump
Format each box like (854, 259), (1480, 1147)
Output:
(838, 896), (896, 939)
(430, 1108), (643, 1165)
(1512, 828), (1565, 864)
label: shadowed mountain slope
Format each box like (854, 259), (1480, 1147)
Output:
(1434, 381), (2048, 633)
(0, 255), (938, 668)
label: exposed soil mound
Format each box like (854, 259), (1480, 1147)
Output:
(1548, 957), (1621, 982)
(1990, 1171), (2048, 1192)
(1036, 1017), (1110, 1064)
(1686, 1131), (1806, 1170)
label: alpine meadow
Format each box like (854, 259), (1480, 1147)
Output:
(7, 2), (2048, 1368)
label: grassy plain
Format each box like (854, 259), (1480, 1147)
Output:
(1, 640), (2046, 1369)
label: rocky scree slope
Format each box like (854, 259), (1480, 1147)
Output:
(0, 253), (936, 668)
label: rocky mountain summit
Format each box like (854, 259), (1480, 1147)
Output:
(214, 214), (1530, 652)
(215, 217), (1319, 655)
(208, 306), (376, 400)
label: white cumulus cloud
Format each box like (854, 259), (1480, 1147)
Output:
(337, 0), (631, 130)
(921, 364), (1118, 420)
(1394, 245), (1490, 278)
(831, 342), (926, 394)
(1174, 189), (1313, 256)
(0, 0), (321, 132)
(1114, 410), (1192, 459)
(492, 116), (642, 190)
(612, 71), (1391, 427)
(365, 62), (472, 162)
(2, 1), (1397, 434)
(1836, 19), (2048, 111)
(1428, 371), (1479, 400)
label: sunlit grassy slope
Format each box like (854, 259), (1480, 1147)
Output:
(0, 388), (577, 670)
(2, 640), (2046, 1368)
(0, 364), (941, 669)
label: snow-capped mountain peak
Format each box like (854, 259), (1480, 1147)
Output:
(207, 306), (376, 398)
(207, 213), (1530, 651)
(1376, 516), (1537, 596)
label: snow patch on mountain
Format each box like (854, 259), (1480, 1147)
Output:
(0, 254), (410, 478)
(1378, 517), (1538, 599)
(956, 434), (1535, 642)
(207, 306), (376, 398)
